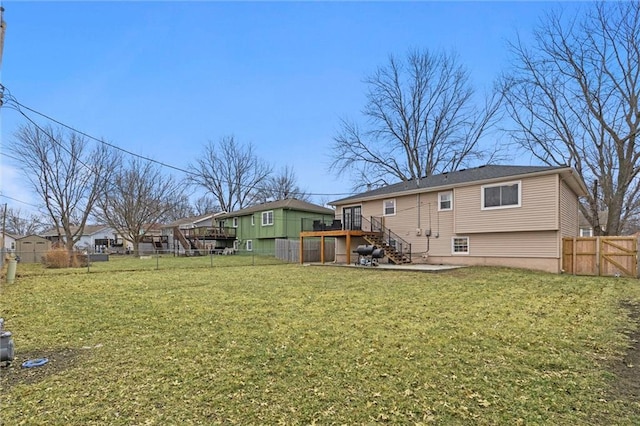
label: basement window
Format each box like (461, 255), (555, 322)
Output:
(452, 237), (469, 255)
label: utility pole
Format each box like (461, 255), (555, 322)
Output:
(1, 203), (6, 268)
(0, 5), (5, 105)
(0, 6), (5, 268)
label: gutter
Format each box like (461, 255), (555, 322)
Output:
(331, 167), (583, 206)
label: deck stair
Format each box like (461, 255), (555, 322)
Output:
(364, 216), (412, 264)
(173, 227), (200, 256)
(363, 234), (411, 264)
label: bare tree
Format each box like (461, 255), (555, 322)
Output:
(255, 165), (311, 203)
(502, 2), (640, 235)
(330, 49), (503, 188)
(11, 123), (115, 255)
(97, 158), (184, 256)
(189, 136), (273, 212)
(3, 207), (45, 236)
(192, 195), (218, 216)
(161, 194), (196, 223)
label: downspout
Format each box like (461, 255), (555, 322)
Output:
(417, 194), (421, 230)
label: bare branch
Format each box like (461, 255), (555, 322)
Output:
(188, 136), (273, 212)
(502, 1), (640, 235)
(331, 49), (502, 189)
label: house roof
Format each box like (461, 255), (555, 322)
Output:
(217, 198), (334, 218)
(16, 234), (51, 242)
(162, 212), (225, 229)
(330, 165), (588, 205)
(40, 224), (113, 237)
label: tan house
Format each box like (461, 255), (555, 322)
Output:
(303, 165), (588, 273)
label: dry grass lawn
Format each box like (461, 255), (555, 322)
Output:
(1, 259), (640, 425)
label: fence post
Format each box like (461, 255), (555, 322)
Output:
(572, 237), (577, 275)
(596, 237), (601, 277)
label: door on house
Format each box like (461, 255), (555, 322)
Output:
(343, 206), (362, 230)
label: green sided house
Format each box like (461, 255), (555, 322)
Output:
(216, 198), (335, 254)
(301, 165), (588, 273)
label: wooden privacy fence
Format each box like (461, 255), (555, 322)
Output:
(562, 236), (638, 277)
(275, 238), (335, 263)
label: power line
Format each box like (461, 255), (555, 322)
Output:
(0, 193), (40, 209)
(1, 88), (354, 198)
(8, 95), (193, 175)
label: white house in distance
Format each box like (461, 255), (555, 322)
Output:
(41, 225), (122, 253)
(1, 232), (18, 253)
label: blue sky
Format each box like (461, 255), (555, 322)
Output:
(0, 1), (571, 213)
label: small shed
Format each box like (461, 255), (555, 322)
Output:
(16, 235), (52, 263)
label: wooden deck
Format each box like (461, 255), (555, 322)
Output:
(299, 229), (379, 265)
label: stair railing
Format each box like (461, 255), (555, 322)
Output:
(369, 216), (412, 261)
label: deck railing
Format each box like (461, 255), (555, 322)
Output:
(181, 227), (237, 239)
(300, 215), (412, 261)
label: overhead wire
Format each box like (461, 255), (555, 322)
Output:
(0, 193), (40, 209)
(0, 86), (354, 198)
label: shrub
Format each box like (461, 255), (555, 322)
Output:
(43, 248), (88, 268)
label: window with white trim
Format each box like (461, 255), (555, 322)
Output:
(482, 181), (521, 209)
(246, 240), (253, 251)
(262, 211), (274, 226)
(452, 237), (469, 254)
(383, 199), (396, 216)
(251, 215), (255, 226)
(232, 217), (238, 228)
(580, 227), (593, 237)
(233, 240), (239, 251)
(439, 191), (453, 211)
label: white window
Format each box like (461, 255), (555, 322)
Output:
(246, 240), (253, 251)
(580, 227), (593, 237)
(262, 211), (274, 226)
(482, 181), (521, 210)
(251, 215), (255, 226)
(438, 191), (453, 211)
(452, 237), (469, 254)
(383, 199), (396, 216)
(232, 217), (238, 228)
